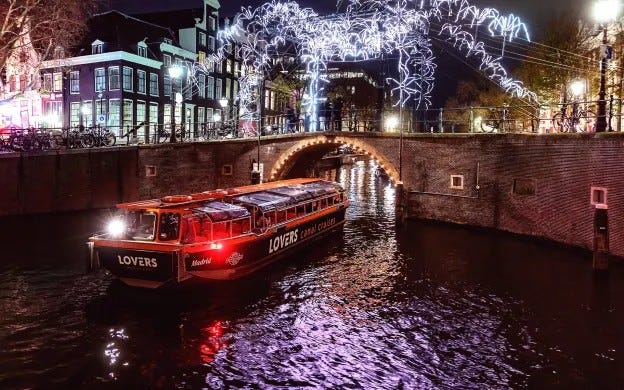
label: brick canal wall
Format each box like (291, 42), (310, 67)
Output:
(0, 137), (299, 215)
(0, 133), (622, 258)
(400, 134), (624, 258)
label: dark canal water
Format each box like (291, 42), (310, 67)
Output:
(1, 160), (623, 389)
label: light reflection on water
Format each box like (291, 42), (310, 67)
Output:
(0, 158), (623, 389)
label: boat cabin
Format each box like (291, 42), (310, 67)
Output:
(109, 180), (346, 245)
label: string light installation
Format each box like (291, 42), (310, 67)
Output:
(200, 0), (536, 135)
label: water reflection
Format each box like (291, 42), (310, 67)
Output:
(0, 158), (623, 389)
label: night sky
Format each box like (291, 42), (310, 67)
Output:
(109, 0), (593, 30)
(107, 0), (593, 106)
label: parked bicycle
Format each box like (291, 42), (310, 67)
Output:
(154, 124), (182, 143)
(480, 105), (511, 133)
(86, 126), (116, 147)
(199, 122), (237, 140)
(552, 102), (596, 133)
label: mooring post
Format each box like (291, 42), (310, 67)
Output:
(593, 205), (609, 272)
(395, 182), (407, 226)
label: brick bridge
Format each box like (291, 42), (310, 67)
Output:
(253, 132), (402, 183)
(1, 132), (623, 259)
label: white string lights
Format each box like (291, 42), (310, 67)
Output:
(198, 0), (536, 135)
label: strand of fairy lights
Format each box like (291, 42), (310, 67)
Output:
(195, 0), (536, 135)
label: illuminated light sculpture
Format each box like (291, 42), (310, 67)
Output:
(198, 0), (536, 136)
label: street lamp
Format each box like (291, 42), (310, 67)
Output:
(168, 65), (183, 142)
(593, 0), (621, 132)
(81, 105), (90, 128)
(386, 115), (399, 132)
(219, 97), (229, 130)
(570, 79), (585, 99)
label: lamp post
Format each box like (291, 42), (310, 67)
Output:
(81, 105), (90, 129)
(570, 79), (585, 99)
(593, 0), (620, 132)
(219, 97), (229, 135)
(219, 97), (229, 121)
(168, 65), (183, 142)
(386, 115), (399, 132)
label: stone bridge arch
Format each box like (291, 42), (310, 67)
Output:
(268, 134), (400, 184)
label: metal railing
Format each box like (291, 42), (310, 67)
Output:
(2, 100), (622, 153)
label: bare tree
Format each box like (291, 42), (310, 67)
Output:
(0, 0), (101, 76)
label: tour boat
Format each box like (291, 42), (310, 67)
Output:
(87, 178), (349, 288)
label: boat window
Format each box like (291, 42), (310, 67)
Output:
(213, 221), (231, 239)
(296, 205), (305, 217)
(253, 210), (268, 232)
(266, 210), (276, 226)
(305, 202), (313, 214)
(231, 217), (251, 236)
(126, 211), (157, 241)
(195, 216), (212, 241)
(287, 207), (296, 220)
(320, 198), (328, 209)
(159, 213), (180, 241)
(181, 215), (197, 244)
(276, 210), (287, 223)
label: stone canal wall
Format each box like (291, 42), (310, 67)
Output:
(0, 133), (622, 258)
(401, 134), (624, 259)
(0, 138), (290, 216)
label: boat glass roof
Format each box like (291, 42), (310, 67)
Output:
(233, 192), (293, 212)
(191, 201), (250, 222)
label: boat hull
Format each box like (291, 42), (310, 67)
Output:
(92, 207), (346, 288)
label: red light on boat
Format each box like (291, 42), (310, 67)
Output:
(210, 242), (223, 250)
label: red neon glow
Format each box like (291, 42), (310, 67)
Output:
(199, 321), (227, 363)
(210, 242), (223, 250)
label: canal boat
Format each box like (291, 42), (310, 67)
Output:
(87, 178), (349, 288)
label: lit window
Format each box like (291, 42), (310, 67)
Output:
(92, 43), (103, 54)
(53, 73), (62, 92)
(199, 32), (206, 46)
(163, 54), (171, 67)
(123, 99), (134, 128)
(70, 102), (81, 127)
(43, 74), (53, 91)
(138, 45), (147, 57)
(108, 99), (121, 131)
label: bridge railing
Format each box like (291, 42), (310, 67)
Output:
(410, 99), (623, 134)
(3, 100), (623, 153)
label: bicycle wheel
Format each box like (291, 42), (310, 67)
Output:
(103, 133), (116, 146)
(552, 113), (569, 133)
(577, 110), (596, 133)
(480, 116), (498, 133)
(81, 133), (96, 148)
(10, 135), (26, 151)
